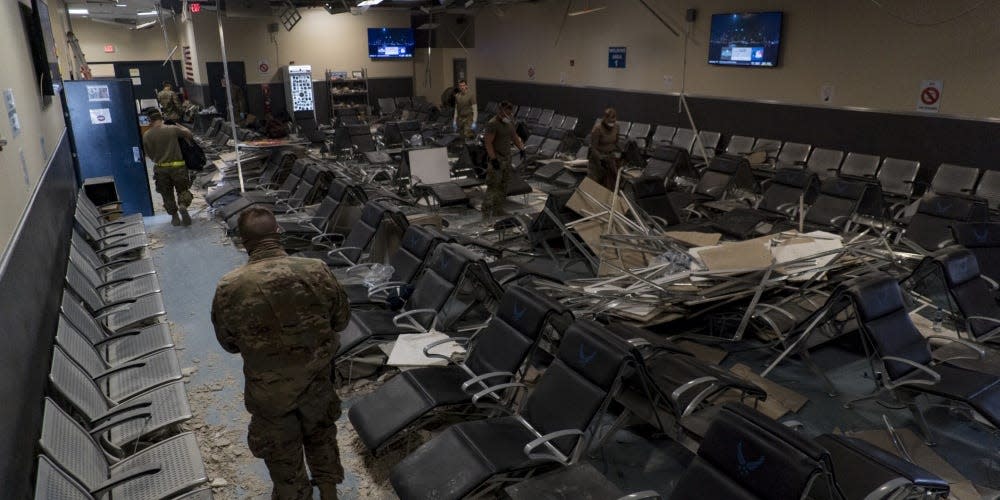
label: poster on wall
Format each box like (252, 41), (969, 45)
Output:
(87, 85), (111, 102)
(609, 47), (627, 68)
(528, 65), (536, 80)
(89, 108), (112, 125)
(4, 89), (21, 138)
(916, 80), (943, 113)
(257, 58), (271, 75)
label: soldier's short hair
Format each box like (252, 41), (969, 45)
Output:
(499, 101), (514, 112)
(238, 207), (279, 242)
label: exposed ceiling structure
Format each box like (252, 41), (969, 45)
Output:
(65, 0), (541, 26)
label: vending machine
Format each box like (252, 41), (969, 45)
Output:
(284, 65), (315, 122)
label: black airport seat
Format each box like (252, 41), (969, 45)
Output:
(952, 222), (1000, 285)
(903, 195), (988, 252)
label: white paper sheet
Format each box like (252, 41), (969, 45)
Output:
(386, 332), (465, 367)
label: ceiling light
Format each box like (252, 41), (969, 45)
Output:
(568, 1), (606, 16)
(68, 7), (89, 14)
(115, 3), (128, 6)
(133, 20), (158, 30)
(568, 6), (606, 16)
(357, 0), (382, 6)
(137, 10), (157, 16)
(417, 22), (439, 30)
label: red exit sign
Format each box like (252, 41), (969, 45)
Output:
(189, 2), (201, 13)
(103, 44), (115, 53)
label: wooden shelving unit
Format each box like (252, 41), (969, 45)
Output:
(326, 68), (370, 118)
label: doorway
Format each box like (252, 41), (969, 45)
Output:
(205, 61), (247, 118)
(453, 58), (467, 88)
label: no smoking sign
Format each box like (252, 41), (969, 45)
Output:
(917, 79), (943, 113)
(257, 58), (271, 75)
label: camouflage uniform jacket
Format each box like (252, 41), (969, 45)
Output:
(211, 241), (350, 417)
(157, 89), (182, 120)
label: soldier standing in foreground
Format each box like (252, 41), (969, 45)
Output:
(211, 207), (351, 500)
(482, 101), (525, 218)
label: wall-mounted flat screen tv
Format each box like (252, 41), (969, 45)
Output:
(21, 0), (63, 95)
(708, 12), (783, 67)
(368, 28), (415, 60)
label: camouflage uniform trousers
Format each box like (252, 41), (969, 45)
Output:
(457, 114), (474, 139)
(153, 166), (193, 215)
(482, 155), (511, 217)
(247, 376), (344, 500)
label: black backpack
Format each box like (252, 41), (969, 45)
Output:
(178, 138), (206, 171)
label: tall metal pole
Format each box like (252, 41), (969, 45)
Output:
(217, 4), (245, 192)
(157, 4), (180, 88)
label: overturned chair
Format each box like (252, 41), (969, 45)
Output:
(348, 285), (572, 453)
(389, 320), (634, 500)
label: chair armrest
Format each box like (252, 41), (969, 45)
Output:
(310, 232), (345, 248)
(865, 478), (919, 500)
(965, 317), (1000, 344)
(471, 382), (526, 404)
(618, 491), (662, 500)
(345, 263), (377, 276)
(490, 264), (520, 285)
(669, 376), (718, 403)
(92, 359), (149, 381)
(92, 400), (153, 424)
(882, 357), (941, 389)
(367, 281), (411, 298)
(92, 329), (143, 347)
(93, 276), (135, 290)
(523, 429), (583, 463)
(421, 336), (470, 362)
(89, 409), (153, 437)
(926, 335), (986, 361)
(392, 309), (437, 331)
(92, 465), (162, 496)
(460, 371), (516, 393)
(94, 258), (146, 271)
(981, 275), (1000, 290)
(328, 246), (363, 259)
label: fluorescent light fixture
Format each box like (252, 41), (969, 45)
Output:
(133, 20), (158, 29)
(137, 10), (158, 16)
(357, 0), (382, 6)
(115, 3), (128, 6)
(416, 23), (439, 30)
(68, 7), (89, 14)
(568, 6), (606, 16)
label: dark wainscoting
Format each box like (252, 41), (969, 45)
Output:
(477, 78), (1000, 174)
(0, 131), (77, 497)
(189, 76), (414, 125)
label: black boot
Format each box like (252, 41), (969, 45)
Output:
(170, 213), (181, 226)
(179, 209), (191, 226)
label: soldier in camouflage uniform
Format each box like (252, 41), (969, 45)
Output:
(482, 101), (525, 218)
(452, 80), (477, 139)
(142, 109), (194, 226)
(211, 207), (351, 500)
(157, 82), (182, 122)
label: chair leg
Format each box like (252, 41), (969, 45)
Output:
(801, 349), (839, 397)
(903, 393), (937, 447)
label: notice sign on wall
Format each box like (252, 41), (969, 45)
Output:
(609, 47), (627, 68)
(917, 80), (943, 113)
(89, 108), (112, 125)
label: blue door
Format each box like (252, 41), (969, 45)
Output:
(64, 79), (153, 216)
